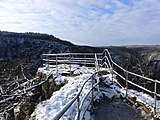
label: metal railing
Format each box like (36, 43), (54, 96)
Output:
(42, 53), (98, 66)
(42, 53), (100, 75)
(99, 49), (160, 118)
(52, 72), (99, 120)
(42, 50), (160, 119)
(42, 53), (100, 120)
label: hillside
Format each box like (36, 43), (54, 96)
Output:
(0, 31), (160, 81)
(108, 46), (160, 80)
(0, 31), (102, 79)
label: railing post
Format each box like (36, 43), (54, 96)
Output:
(69, 53), (72, 76)
(98, 54), (100, 69)
(56, 54), (58, 74)
(77, 95), (80, 120)
(105, 51), (107, 68)
(111, 64), (113, 81)
(125, 70), (128, 98)
(100, 55), (102, 68)
(154, 80), (157, 118)
(92, 76), (94, 104)
(95, 54), (99, 72)
(47, 55), (49, 68)
(84, 53), (86, 66)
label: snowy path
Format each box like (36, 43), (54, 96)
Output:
(94, 75), (141, 120)
(94, 99), (141, 120)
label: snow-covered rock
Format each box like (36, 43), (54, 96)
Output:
(30, 65), (95, 120)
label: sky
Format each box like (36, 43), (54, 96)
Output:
(0, 0), (160, 46)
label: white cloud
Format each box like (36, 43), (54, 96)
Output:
(0, 0), (160, 46)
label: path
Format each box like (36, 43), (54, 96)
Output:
(94, 99), (141, 120)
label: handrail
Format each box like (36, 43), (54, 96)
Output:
(100, 49), (160, 118)
(45, 52), (100, 120)
(42, 53), (99, 73)
(43, 53), (99, 56)
(52, 72), (99, 120)
(102, 49), (156, 83)
(75, 82), (99, 120)
(53, 95), (77, 120)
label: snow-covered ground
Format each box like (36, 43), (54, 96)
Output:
(127, 89), (160, 117)
(31, 64), (96, 120)
(31, 64), (160, 120)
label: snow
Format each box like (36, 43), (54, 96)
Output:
(127, 89), (160, 117)
(37, 67), (55, 76)
(54, 74), (67, 85)
(31, 64), (160, 119)
(97, 73), (122, 99)
(98, 72), (160, 118)
(31, 64), (96, 120)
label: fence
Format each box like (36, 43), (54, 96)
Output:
(42, 52), (101, 120)
(99, 49), (160, 118)
(42, 53), (97, 66)
(42, 53), (100, 75)
(42, 49), (160, 119)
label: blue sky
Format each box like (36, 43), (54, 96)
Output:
(0, 0), (160, 46)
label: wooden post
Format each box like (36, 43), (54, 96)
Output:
(154, 80), (157, 118)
